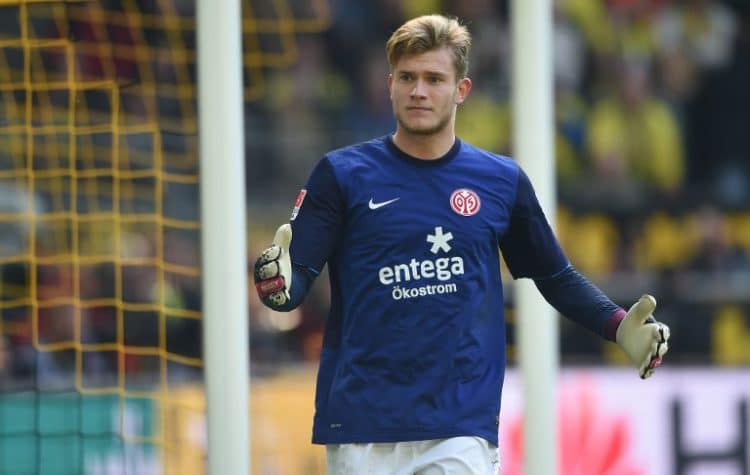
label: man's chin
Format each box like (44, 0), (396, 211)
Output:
(398, 119), (444, 136)
(405, 127), (439, 136)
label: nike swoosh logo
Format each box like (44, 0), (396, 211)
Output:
(368, 197), (400, 210)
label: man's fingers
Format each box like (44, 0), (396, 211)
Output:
(255, 261), (280, 280)
(253, 224), (291, 283)
(659, 322), (670, 342)
(254, 224), (293, 309)
(641, 352), (663, 379)
(253, 248), (281, 282)
(656, 323), (670, 359)
(273, 224), (292, 250)
(266, 291), (289, 307)
(619, 294), (669, 379)
(638, 322), (670, 379)
(627, 294), (657, 325)
(258, 244), (281, 264)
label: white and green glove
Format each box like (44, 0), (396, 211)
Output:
(616, 294), (670, 379)
(253, 224), (293, 309)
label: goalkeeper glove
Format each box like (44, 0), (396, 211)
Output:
(253, 224), (292, 309)
(616, 294), (670, 379)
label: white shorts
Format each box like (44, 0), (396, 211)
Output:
(325, 436), (499, 475)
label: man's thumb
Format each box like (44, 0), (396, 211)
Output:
(273, 224), (292, 251)
(627, 294), (657, 324)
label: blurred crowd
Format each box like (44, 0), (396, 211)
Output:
(2, 0), (750, 391)
(247, 0), (750, 368)
(249, 0), (750, 203)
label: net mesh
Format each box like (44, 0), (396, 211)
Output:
(0, 1), (329, 473)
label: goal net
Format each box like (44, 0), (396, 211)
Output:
(0, 0), (328, 473)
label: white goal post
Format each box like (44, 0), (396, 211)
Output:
(197, 0), (250, 474)
(512, 0), (559, 474)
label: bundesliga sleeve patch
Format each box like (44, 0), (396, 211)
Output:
(290, 189), (307, 221)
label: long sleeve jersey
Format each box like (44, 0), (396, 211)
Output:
(284, 135), (622, 446)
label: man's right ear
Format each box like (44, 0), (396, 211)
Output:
(456, 77), (472, 105)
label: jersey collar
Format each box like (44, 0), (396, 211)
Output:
(384, 134), (462, 167)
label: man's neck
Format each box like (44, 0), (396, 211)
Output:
(391, 129), (456, 160)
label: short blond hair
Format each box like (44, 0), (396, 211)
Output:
(385, 14), (472, 80)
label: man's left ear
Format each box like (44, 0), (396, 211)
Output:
(456, 77), (472, 105)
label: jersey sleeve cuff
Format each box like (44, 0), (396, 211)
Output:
(604, 308), (627, 342)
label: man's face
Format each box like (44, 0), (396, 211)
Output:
(388, 47), (471, 136)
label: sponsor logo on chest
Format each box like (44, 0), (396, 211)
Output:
(378, 226), (465, 300)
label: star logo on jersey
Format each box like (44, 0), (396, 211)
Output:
(426, 226), (453, 254)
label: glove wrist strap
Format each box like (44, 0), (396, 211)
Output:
(255, 276), (285, 298)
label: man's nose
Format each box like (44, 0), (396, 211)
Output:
(410, 79), (427, 98)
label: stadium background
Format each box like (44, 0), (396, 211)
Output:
(0, 0), (748, 473)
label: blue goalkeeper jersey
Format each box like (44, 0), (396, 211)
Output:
(288, 135), (569, 446)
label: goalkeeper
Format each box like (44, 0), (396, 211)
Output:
(254, 14), (670, 475)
